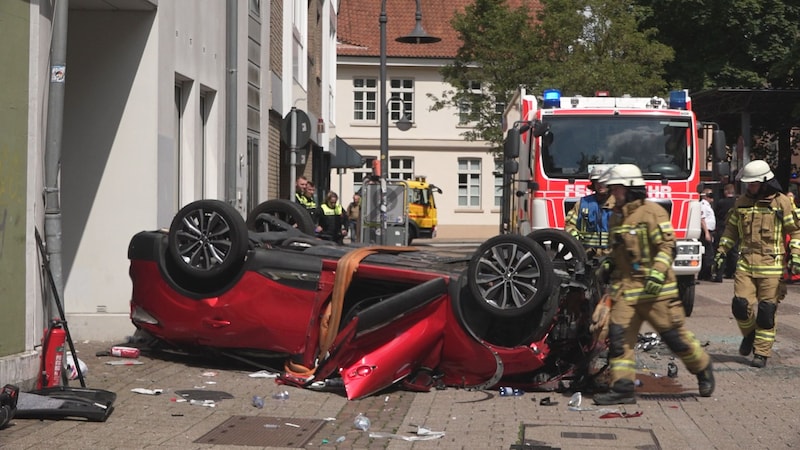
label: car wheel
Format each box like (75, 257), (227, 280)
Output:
(526, 229), (588, 272)
(468, 234), (555, 318)
(678, 275), (695, 317)
(246, 199), (315, 235)
(167, 200), (248, 280)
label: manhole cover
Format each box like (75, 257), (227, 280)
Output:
(521, 424), (661, 449)
(194, 416), (326, 447)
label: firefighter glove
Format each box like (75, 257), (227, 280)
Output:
(595, 258), (614, 285)
(791, 254), (800, 275)
(713, 252), (725, 274)
(644, 269), (666, 295)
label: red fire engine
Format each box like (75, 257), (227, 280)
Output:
(502, 87), (727, 310)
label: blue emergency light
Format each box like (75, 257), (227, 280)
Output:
(542, 89), (561, 109)
(669, 90), (688, 110)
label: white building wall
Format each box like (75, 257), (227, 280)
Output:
(335, 59), (499, 239)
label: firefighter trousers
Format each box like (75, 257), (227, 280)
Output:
(607, 297), (710, 386)
(733, 272), (781, 358)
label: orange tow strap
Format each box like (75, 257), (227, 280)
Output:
(284, 246), (417, 379)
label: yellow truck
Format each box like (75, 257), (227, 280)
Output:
(404, 176), (441, 243)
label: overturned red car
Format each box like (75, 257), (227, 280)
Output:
(128, 199), (605, 400)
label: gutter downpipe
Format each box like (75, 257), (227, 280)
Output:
(225, 0), (238, 205)
(43, 0), (70, 315)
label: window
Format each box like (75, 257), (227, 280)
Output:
(292, 0), (307, 86)
(458, 159), (481, 208)
(389, 78), (414, 122)
(353, 78), (377, 121)
(459, 81), (481, 124)
(391, 157), (414, 180)
(494, 159), (503, 208)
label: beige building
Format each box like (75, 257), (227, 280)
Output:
(334, 0), (500, 240)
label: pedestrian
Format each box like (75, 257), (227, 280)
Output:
(294, 176), (309, 205)
(294, 177), (318, 224)
(714, 160), (800, 368)
(713, 183), (738, 280)
(346, 192), (361, 243)
(564, 167), (615, 258)
(316, 191), (348, 244)
(592, 164), (714, 405)
(697, 189), (717, 281)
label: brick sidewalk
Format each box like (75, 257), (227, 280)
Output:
(2, 280), (800, 449)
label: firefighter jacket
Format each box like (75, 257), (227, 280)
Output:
(608, 199), (678, 302)
(565, 194), (615, 250)
(717, 192), (800, 278)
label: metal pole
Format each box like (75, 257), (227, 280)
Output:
(225, 0), (238, 206)
(379, 0), (389, 245)
(289, 107), (298, 201)
(43, 0), (70, 319)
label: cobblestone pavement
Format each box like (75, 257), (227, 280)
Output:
(2, 280), (800, 449)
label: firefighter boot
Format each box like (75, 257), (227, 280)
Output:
(752, 354), (767, 368)
(696, 362), (715, 397)
(739, 331), (755, 356)
(593, 379), (636, 405)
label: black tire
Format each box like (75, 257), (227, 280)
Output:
(168, 200), (248, 280)
(678, 275), (695, 317)
(526, 229), (588, 272)
(246, 199), (315, 235)
(467, 234), (555, 318)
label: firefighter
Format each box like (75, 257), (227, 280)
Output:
(593, 164), (714, 405)
(565, 167), (615, 257)
(714, 160), (800, 368)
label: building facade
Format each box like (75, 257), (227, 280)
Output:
(0, 0), (337, 388)
(334, 0), (501, 240)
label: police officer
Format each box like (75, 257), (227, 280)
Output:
(316, 191), (347, 244)
(593, 164), (714, 405)
(565, 167), (615, 257)
(714, 160), (800, 368)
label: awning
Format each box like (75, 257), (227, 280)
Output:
(330, 136), (364, 169)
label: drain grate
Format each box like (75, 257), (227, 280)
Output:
(521, 424), (661, 449)
(639, 393), (698, 401)
(194, 416), (326, 447)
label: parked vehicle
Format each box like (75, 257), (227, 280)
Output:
(128, 199), (606, 400)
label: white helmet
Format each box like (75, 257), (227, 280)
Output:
(589, 167), (605, 181)
(738, 160), (774, 183)
(599, 164), (645, 187)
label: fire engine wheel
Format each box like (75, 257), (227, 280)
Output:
(467, 234), (555, 318)
(167, 200), (249, 280)
(246, 199), (315, 235)
(526, 229), (588, 273)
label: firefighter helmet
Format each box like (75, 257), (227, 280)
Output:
(589, 167), (605, 181)
(599, 164), (645, 187)
(738, 160), (774, 183)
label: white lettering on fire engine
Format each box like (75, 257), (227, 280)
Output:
(647, 185), (672, 198)
(564, 184), (673, 198)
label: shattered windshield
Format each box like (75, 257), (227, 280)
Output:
(539, 115), (693, 180)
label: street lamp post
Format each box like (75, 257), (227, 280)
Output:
(378, 0), (440, 245)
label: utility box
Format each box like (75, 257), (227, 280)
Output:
(360, 179), (409, 246)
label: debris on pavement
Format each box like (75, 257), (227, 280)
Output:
(369, 425), (445, 441)
(131, 388), (163, 395)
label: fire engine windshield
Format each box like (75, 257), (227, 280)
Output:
(539, 116), (693, 180)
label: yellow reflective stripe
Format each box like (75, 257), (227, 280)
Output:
(719, 236), (736, 252)
(755, 329), (775, 342)
(735, 261), (784, 276)
(609, 359), (637, 375)
(654, 253), (672, 267)
(622, 282), (679, 301)
(789, 239), (800, 251)
(737, 317), (755, 329)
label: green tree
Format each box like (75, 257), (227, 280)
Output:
(638, 0), (800, 90)
(429, 0), (540, 150)
(530, 0), (673, 96)
(432, 0), (674, 151)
